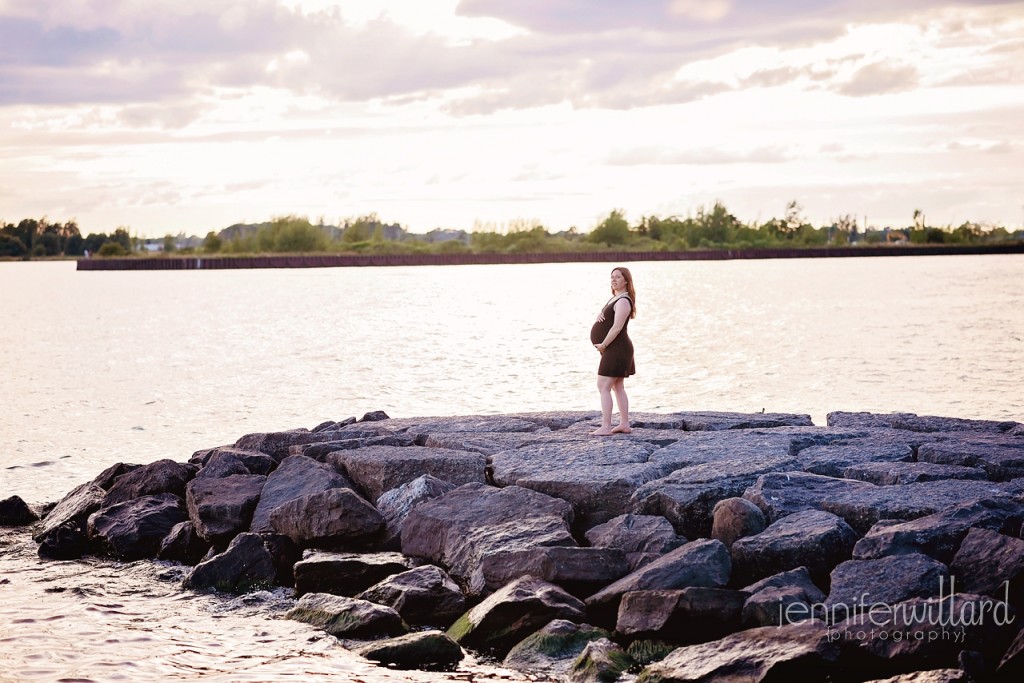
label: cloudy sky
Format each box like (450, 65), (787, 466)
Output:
(1, 0), (1022, 238)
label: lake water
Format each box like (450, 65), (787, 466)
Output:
(1, 255), (1022, 681)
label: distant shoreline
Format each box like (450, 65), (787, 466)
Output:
(75, 243), (1024, 270)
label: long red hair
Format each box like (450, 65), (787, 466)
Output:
(611, 267), (637, 319)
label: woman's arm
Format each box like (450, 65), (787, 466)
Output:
(597, 299), (631, 350)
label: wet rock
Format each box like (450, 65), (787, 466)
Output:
(103, 459), (196, 507)
(0, 495), (38, 525)
(584, 514), (685, 571)
(826, 411), (1017, 434)
(503, 620), (610, 677)
(949, 527), (1024, 605)
(357, 565), (465, 627)
(616, 587), (747, 643)
(742, 471), (876, 523)
(998, 625), (1024, 679)
(741, 567), (827, 627)
(852, 498), (1024, 564)
(329, 445), (486, 503)
(491, 438), (661, 530)
(269, 487), (383, 547)
(293, 550), (415, 597)
(710, 497), (765, 549)
(470, 546), (630, 598)
(353, 630), (463, 670)
(189, 446), (276, 475)
(90, 462), (142, 490)
(33, 482), (106, 543)
(157, 520), (210, 565)
(842, 461), (988, 486)
(569, 637), (633, 683)
(285, 592), (407, 639)
(37, 520), (89, 560)
(249, 455), (354, 534)
(401, 483), (576, 590)
(827, 554), (949, 612)
(675, 411), (814, 431)
(261, 533), (302, 586)
(636, 620), (838, 682)
(917, 437), (1024, 481)
(182, 532), (277, 593)
(87, 493), (188, 560)
(796, 438), (916, 477)
(626, 640), (676, 668)
(375, 474), (455, 551)
(586, 538), (731, 623)
(730, 509), (858, 586)
(186, 474), (266, 546)
(447, 575), (586, 658)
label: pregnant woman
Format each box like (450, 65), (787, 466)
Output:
(590, 266), (636, 436)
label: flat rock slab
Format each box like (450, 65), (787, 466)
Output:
(491, 439), (661, 529)
(422, 432), (536, 455)
(249, 455), (354, 534)
(402, 416), (548, 440)
(827, 411), (1019, 434)
(670, 411), (815, 431)
(87, 493), (188, 560)
(743, 471), (877, 524)
(470, 546), (630, 597)
(286, 593), (407, 639)
(841, 461), (988, 486)
(330, 445), (486, 503)
(353, 630), (464, 670)
(797, 439), (916, 478)
(293, 551), (416, 597)
(917, 437), (1024, 481)
(826, 554), (950, 611)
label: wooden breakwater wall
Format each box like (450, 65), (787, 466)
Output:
(76, 243), (1024, 270)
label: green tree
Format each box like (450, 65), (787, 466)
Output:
(98, 242), (128, 256)
(588, 210), (631, 246)
(203, 231), (222, 253)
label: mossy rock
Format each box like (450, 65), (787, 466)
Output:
(626, 640), (676, 668)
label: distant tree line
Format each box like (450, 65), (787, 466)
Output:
(0, 218), (133, 258)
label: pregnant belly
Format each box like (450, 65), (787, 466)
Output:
(590, 318), (611, 344)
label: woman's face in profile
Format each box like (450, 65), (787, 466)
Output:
(610, 269), (626, 291)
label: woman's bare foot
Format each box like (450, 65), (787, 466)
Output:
(611, 425), (632, 434)
(591, 426), (615, 436)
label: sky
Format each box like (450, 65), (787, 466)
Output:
(1, 0), (1023, 238)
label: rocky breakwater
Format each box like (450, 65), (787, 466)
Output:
(4, 409), (1024, 681)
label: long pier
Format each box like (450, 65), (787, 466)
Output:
(76, 243), (1024, 270)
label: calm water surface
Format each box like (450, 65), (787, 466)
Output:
(1, 256), (1022, 681)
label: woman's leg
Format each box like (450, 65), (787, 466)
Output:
(611, 378), (631, 433)
(593, 375), (616, 435)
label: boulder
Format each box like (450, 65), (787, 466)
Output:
(569, 638), (633, 683)
(0, 495), (38, 525)
(361, 410), (390, 422)
(730, 509), (858, 586)
(586, 539), (731, 623)
(403, 416), (545, 440)
(949, 527), (1024, 606)
(636, 620), (839, 682)
(674, 411), (814, 431)
(234, 428), (318, 459)
(285, 593), (407, 639)
(998, 625), (1024, 679)
(503, 620), (610, 677)
(742, 471), (876, 523)
(447, 575), (586, 658)
(269, 487), (383, 547)
(87, 493), (188, 560)
(182, 532), (277, 593)
(585, 514), (685, 570)
(918, 437), (1024, 481)
(841, 461), (987, 486)
(190, 446), (276, 475)
(470, 546), (630, 598)
(357, 565), (466, 627)
(401, 483), (576, 589)
(353, 630), (463, 670)
(616, 588), (747, 643)
(157, 520), (210, 565)
(797, 439), (915, 477)
(193, 450), (250, 479)
(741, 567), (827, 627)
(103, 459), (195, 507)
(422, 431), (534, 455)
(37, 520), (90, 560)
(33, 481), (107, 544)
(90, 462), (142, 490)
(710, 497), (765, 549)
(826, 554), (949, 613)
(260, 533), (302, 586)
(293, 551), (416, 597)
(249, 455), (354, 534)
(852, 498), (1024, 564)
(375, 474), (455, 551)
(826, 411), (1017, 434)
(186, 474), (266, 546)
(517, 410), (599, 430)
(293, 434), (416, 461)
(329, 445), (486, 503)
(491, 438), (661, 530)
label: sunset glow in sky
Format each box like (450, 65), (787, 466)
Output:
(2, 0), (1023, 237)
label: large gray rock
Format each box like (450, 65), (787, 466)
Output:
(193, 450), (249, 479)
(403, 415), (546, 440)
(742, 471), (876, 523)
(447, 576), (586, 657)
(90, 462), (143, 490)
(182, 532), (277, 593)
(37, 520), (90, 560)
(0, 495), (38, 526)
(353, 630), (464, 670)
(731, 509), (858, 586)
(357, 565), (466, 627)
(569, 638), (633, 683)
(616, 587), (748, 643)
(190, 446), (276, 475)
(470, 546), (630, 598)
(330, 445), (485, 503)
(841, 461), (987, 486)
(636, 620), (839, 682)
(375, 475), (455, 551)
(87, 493), (188, 560)
(422, 431), (535, 455)
(269, 487), (383, 547)
(585, 514), (685, 571)
(33, 482), (106, 543)
(491, 438), (661, 529)
(285, 593), (407, 639)
(293, 550), (416, 597)
(401, 483), (576, 589)
(949, 527), (1024, 605)
(586, 538), (731, 622)
(796, 438), (915, 477)
(826, 554), (949, 612)
(503, 620), (610, 677)
(157, 520), (210, 565)
(852, 498), (1024, 563)
(249, 455), (354, 533)
(674, 411), (814, 431)
(103, 459), (196, 507)
(186, 474), (266, 546)
(292, 434), (416, 461)
(710, 497), (765, 549)
(917, 436), (1024, 481)
(741, 567), (827, 627)
(826, 411), (1019, 433)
